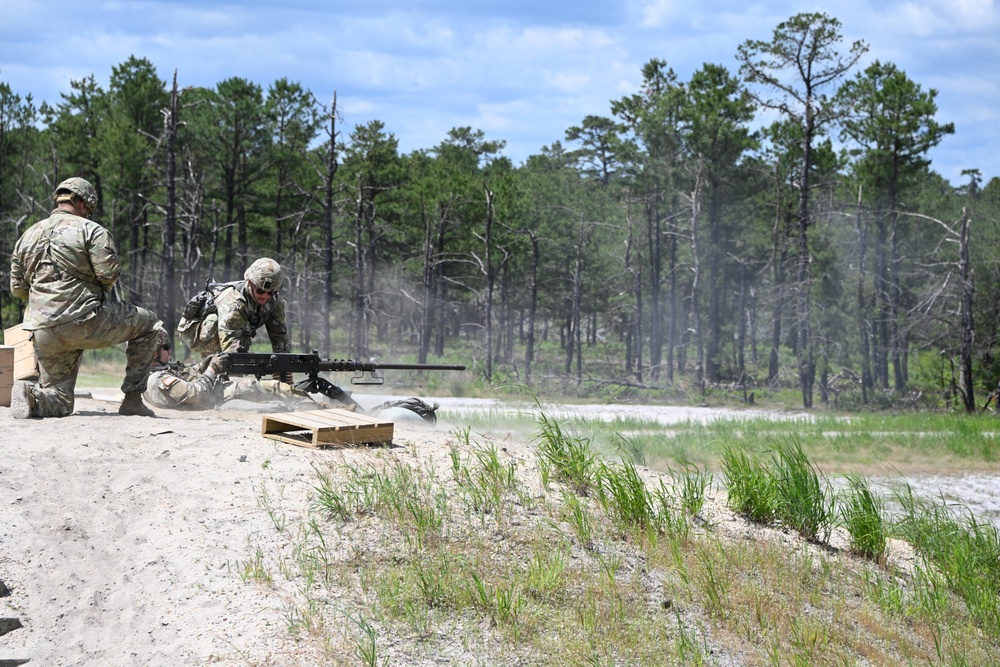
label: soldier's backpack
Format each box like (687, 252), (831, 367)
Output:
(177, 280), (240, 352)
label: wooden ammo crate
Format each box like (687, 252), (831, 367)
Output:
(2, 325), (36, 380)
(0, 346), (13, 408)
(261, 407), (394, 448)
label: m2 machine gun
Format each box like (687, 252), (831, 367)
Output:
(225, 352), (466, 423)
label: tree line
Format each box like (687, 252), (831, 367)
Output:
(2, 12), (998, 410)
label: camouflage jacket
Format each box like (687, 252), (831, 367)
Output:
(214, 281), (290, 353)
(144, 362), (223, 409)
(10, 209), (121, 330)
(145, 362), (311, 410)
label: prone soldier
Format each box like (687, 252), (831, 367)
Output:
(144, 329), (318, 411)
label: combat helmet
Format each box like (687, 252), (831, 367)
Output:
(53, 177), (98, 217)
(153, 324), (170, 350)
(244, 257), (282, 292)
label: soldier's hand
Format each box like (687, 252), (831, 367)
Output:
(208, 353), (230, 376)
(197, 355), (214, 373)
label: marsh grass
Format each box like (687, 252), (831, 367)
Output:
(533, 412), (601, 494)
(721, 445), (778, 523)
(452, 407), (1000, 476)
(244, 414), (1000, 666)
(669, 458), (712, 518)
(841, 474), (888, 563)
(770, 438), (836, 542)
(598, 459), (660, 532)
(893, 483), (1000, 636)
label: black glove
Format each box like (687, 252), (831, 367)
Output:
(197, 355), (214, 373)
(207, 353), (230, 377)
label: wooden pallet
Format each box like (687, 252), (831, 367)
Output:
(261, 407), (393, 448)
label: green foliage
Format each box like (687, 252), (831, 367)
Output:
(0, 16), (989, 412)
(533, 412), (601, 494)
(451, 442), (524, 520)
(670, 459), (712, 519)
(722, 438), (836, 543)
(893, 483), (1000, 636)
(770, 438), (836, 543)
(598, 460), (659, 532)
(722, 446), (779, 523)
(840, 474), (888, 563)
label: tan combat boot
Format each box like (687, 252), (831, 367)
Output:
(10, 381), (37, 419)
(119, 392), (156, 417)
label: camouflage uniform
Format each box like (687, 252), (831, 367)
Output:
(215, 281), (290, 353)
(177, 259), (290, 356)
(144, 362), (315, 410)
(10, 206), (159, 417)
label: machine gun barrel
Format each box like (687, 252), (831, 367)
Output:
(225, 352), (466, 377)
(317, 359), (467, 372)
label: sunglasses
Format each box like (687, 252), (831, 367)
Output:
(251, 283), (278, 296)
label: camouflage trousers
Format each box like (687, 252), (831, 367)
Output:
(223, 376), (315, 408)
(145, 369), (315, 411)
(30, 301), (159, 417)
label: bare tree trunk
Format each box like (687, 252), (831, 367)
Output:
(320, 93), (338, 357)
(161, 72), (181, 346)
(737, 262), (748, 402)
(647, 200), (662, 378)
(874, 214), (890, 390)
(769, 182), (788, 386)
(566, 217), (585, 384)
(749, 284), (758, 367)
(689, 163), (705, 396)
(889, 209), (906, 392)
(667, 220), (678, 381)
(959, 207), (975, 412)
(796, 122), (815, 409)
(705, 180), (722, 383)
(854, 187), (873, 404)
(483, 186), (496, 383)
(625, 200), (643, 382)
(351, 172), (370, 358)
(419, 201), (433, 364)
(433, 222), (448, 357)
(525, 231), (539, 385)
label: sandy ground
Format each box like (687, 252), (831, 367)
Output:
(0, 389), (461, 666)
(1, 391), (997, 666)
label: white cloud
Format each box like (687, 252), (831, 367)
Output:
(543, 71), (592, 94)
(639, 0), (678, 28)
(1, 0), (998, 180)
(888, 0), (1000, 36)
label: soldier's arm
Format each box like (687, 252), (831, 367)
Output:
(87, 224), (123, 288)
(264, 296), (291, 353)
(10, 244), (27, 300)
(216, 293), (248, 353)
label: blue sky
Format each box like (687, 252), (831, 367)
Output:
(2, 0), (998, 185)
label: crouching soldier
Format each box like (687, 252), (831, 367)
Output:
(9, 177), (160, 418)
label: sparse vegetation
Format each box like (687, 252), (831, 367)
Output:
(236, 411), (1000, 665)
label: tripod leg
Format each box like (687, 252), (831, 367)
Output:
(294, 376), (367, 412)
